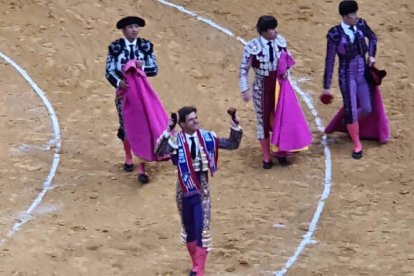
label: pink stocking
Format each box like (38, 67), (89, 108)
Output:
(186, 241), (198, 273)
(123, 140), (133, 164)
(259, 138), (271, 162)
(346, 122), (362, 152)
(196, 247), (208, 276)
(138, 162), (146, 174)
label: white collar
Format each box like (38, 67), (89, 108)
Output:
(185, 132), (197, 140)
(260, 36), (274, 47)
(124, 38), (137, 46)
(260, 36), (274, 46)
(341, 21), (355, 31)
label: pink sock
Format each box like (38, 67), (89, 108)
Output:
(123, 140), (133, 164)
(259, 138), (271, 162)
(186, 241), (198, 273)
(196, 247), (208, 276)
(138, 162), (146, 174)
(347, 122), (362, 152)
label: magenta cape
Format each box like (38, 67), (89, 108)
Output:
(271, 52), (313, 151)
(324, 86), (390, 143)
(122, 60), (169, 161)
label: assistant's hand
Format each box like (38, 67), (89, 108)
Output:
(241, 88), (251, 103)
(368, 56), (376, 67)
(119, 80), (129, 89)
(136, 60), (144, 68)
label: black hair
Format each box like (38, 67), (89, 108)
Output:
(256, 15), (278, 35)
(177, 106), (197, 124)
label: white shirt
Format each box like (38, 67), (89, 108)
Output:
(260, 36), (276, 58)
(115, 39), (138, 87)
(124, 38), (137, 48)
(185, 132), (208, 171)
(160, 127), (240, 171)
(341, 21), (356, 43)
(185, 132), (200, 157)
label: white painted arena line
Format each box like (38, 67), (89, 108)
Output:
(156, 1), (333, 275)
(0, 51), (62, 246)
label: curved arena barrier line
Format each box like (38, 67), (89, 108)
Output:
(155, 1), (333, 275)
(0, 51), (62, 246)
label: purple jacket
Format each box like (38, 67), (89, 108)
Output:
(323, 18), (377, 89)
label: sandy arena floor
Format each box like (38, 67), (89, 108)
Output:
(0, 0), (413, 275)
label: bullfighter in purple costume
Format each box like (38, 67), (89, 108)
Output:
(321, 0), (377, 159)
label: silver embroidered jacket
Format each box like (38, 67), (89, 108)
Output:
(239, 35), (287, 92)
(105, 37), (158, 88)
(154, 127), (243, 168)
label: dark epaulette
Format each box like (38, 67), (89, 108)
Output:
(326, 25), (341, 42)
(356, 18), (366, 31)
(108, 38), (125, 56)
(137, 38), (154, 54)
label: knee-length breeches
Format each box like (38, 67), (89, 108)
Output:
(338, 56), (372, 124)
(252, 71), (277, 139)
(115, 96), (126, 140)
(176, 172), (212, 248)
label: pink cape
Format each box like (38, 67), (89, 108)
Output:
(324, 86), (391, 143)
(271, 52), (313, 151)
(121, 60), (169, 161)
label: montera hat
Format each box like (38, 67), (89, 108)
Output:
(339, 0), (359, 16)
(365, 66), (387, 86)
(116, 16), (145, 29)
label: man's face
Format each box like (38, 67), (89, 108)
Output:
(262, 28), (278, 40)
(181, 112), (199, 133)
(344, 12), (359, 26)
(122, 24), (140, 41)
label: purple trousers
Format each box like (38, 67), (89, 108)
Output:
(182, 194), (204, 247)
(338, 56), (372, 124)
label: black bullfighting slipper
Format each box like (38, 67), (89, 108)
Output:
(138, 173), (149, 184)
(277, 156), (290, 166)
(352, 150), (363, 159)
(188, 271), (197, 276)
(123, 163), (134, 172)
(262, 160), (273, 169)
